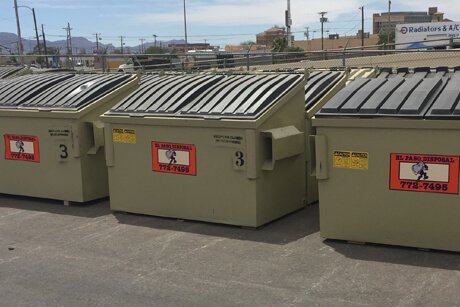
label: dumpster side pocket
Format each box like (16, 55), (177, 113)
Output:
(104, 123), (115, 167)
(261, 126), (304, 171)
(315, 135), (328, 180)
(309, 135), (317, 177)
(87, 121), (105, 155)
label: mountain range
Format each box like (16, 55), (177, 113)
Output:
(0, 32), (184, 54)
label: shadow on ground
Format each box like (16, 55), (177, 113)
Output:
(115, 203), (320, 245)
(0, 194), (111, 218)
(325, 239), (460, 271)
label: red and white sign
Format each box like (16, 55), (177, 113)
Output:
(4, 134), (40, 163)
(390, 153), (459, 194)
(152, 141), (196, 176)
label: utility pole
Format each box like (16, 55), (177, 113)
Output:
(286, 0), (292, 47)
(41, 24), (49, 68)
(93, 33), (101, 52)
(183, 0), (189, 67)
(13, 0), (24, 62)
(68, 23), (73, 56)
(120, 36), (124, 54)
(304, 27), (310, 40)
(31, 8), (40, 54)
(359, 6), (364, 49)
(63, 23), (73, 55)
(183, 0), (188, 54)
(140, 38), (145, 53)
(63, 22), (73, 68)
(319, 11), (328, 50)
(387, 0), (392, 47)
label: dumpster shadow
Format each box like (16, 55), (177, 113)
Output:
(325, 239), (460, 271)
(114, 203), (320, 245)
(0, 194), (111, 218)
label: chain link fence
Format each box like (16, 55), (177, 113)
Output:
(1, 39), (459, 74)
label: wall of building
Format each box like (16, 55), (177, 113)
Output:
(373, 7), (445, 34)
(294, 35), (380, 51)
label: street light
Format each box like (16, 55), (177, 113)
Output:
(153, 34), (157, 48)
(16, 5), (41, 55)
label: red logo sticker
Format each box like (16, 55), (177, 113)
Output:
(390, 153), (459, 194)
(152, 141), (196, 176)
(4, 134), (40, 163)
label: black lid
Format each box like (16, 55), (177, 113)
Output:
(0, 66), (23, 79)
(304, 71), (343, 110)
(0, 74), (74, 108)
(19, 74), (133, 110)
(109, 73), (303, 119)
(317, 73), (449, 119)
(0, 74), (134, 111)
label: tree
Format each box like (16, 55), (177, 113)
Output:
(30, 45), (60, 55)
(241, 40), (255, 45)
(145, 46), (165, 54)
(378, 32), (395, 48)
(29, 46), (60, 66)
(272, 37), (288, 52)
(271, 38), (303, 52)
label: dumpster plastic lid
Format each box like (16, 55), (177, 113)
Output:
(108, 73), (303, 119)
(304, 71), (343, 110)
(19, 74), (134, 111)
(426, 74), (460, 118)
(0, 66), (23, 79)
(0, 74), (134, 111)
(377, 66), (451, 79)
(0, 74), (74, 108)
(316, 70), (459, 119)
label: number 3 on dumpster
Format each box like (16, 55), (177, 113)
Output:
(233, 151), (246, 170)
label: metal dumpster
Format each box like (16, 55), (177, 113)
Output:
(313, 67), (460, 251)
(0, 73), (138, 203)
(103, 73), (307, 227)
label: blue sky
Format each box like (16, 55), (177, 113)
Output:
(0, 0), (459, 48)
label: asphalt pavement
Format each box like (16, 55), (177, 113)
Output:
(0, 195), (459, 307)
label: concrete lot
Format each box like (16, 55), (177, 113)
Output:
(255, 51), (460, 71)
(0, 195), (459, 307)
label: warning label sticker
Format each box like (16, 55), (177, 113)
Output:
(152, 141), (197, 176)
(113, 128), (136, 144)
(4, 134), (40, 163)
(390, 153), (459, 194)
(333, 151), (351, 168)
(351, 152), (369, 170)
(334, 151), (368, 170)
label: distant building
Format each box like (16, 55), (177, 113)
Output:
(256, 26), (293, 46)
(294, 33), (379, 51)
(169, 43), (217, 54)
(373, 7), (448, 35)
(224, 44), (268, 52)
